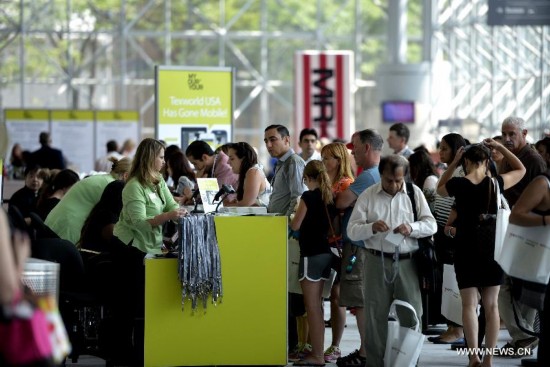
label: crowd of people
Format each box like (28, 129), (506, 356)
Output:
(2, 118), (550, 367)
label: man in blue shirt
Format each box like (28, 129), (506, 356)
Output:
(335, 129), (383, 367)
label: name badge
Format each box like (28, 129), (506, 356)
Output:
(148, 192), (157, 200)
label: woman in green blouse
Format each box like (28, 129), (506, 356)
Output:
(111, 138), (187, 365)
(113, 138), (187, 254)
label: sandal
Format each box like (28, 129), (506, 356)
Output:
(336, 349), (366, 367)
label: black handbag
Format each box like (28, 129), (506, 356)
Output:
(433, 225), (456, 265)
(406, 183), (440, 293)
(474, 178), (498, 259)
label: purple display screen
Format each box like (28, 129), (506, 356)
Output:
(381, 101), (415, 123)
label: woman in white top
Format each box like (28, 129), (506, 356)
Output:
(225, 142), (270, 207)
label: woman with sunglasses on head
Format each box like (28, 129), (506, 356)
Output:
(319, 142), (354, 363)
(437, 139), (525, 367)
(224, 142), (270, 207)
(289, 160), (337, 367)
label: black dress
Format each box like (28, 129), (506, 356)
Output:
(446, 175), (504, 289)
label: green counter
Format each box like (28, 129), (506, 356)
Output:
(144, 215), (288, 366)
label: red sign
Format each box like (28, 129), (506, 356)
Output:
(294, 51), (354, 140)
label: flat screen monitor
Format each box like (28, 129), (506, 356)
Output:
(381, 101), (415, 123)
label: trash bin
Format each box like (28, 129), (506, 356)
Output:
(22, 257), (60, 301)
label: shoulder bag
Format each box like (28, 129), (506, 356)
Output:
(493, 177), (510, 259)
(406, 182), (439, 293)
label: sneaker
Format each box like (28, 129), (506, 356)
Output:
(288, 343), (312, 362)
(516, 336), (539, 350)
(324, 345), (341, 363)
(336, 349), (366, 367)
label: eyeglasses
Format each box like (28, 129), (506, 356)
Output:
(345, 255), (357, 273)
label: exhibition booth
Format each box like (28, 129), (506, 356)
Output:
(144, 215), (288, 367)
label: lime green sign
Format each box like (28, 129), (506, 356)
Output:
(156, 66), (234, 148)
(157, 68), (233, 125)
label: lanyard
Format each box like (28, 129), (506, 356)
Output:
(270, 160), (283, 188)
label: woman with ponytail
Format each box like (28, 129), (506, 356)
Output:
(289, 159), (337, 367)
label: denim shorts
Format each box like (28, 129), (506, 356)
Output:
(298, 253), (333, 281)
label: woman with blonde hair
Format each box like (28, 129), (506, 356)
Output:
(321, 142), (354, 193)
(319, 142), (354, 362)
(111, 138), (187, 365)
(45, 156), (132, 244)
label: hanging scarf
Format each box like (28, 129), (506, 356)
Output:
(178, 214), (223, 313)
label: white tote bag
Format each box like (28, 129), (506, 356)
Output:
(441, 264), (463, 326)
(288, 238), (335, 297)
(383, 299), (425, 367)
(496, 223), (550, 284)
(494, 178), (510, 260)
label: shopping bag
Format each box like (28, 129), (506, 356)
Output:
(0, 294), (53, 366)
(494, 178), (510, 259)
(37, 295), (71, 364)
(441, 264), (463, 326)
(288, 238), (335, 297)
(496, 223), (550, 284)
(383, 299), (425, 367)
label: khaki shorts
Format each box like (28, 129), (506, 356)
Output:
(338, 243), (366, 307)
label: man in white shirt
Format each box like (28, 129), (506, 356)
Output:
(347, 154), (436, 367)
(387, 123), (414, 158)
(298, 128), (322, 163)
(95, 140), (123, 172)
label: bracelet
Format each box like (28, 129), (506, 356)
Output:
(543, 215), (547, 226)
(446, 227), (455, 238)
